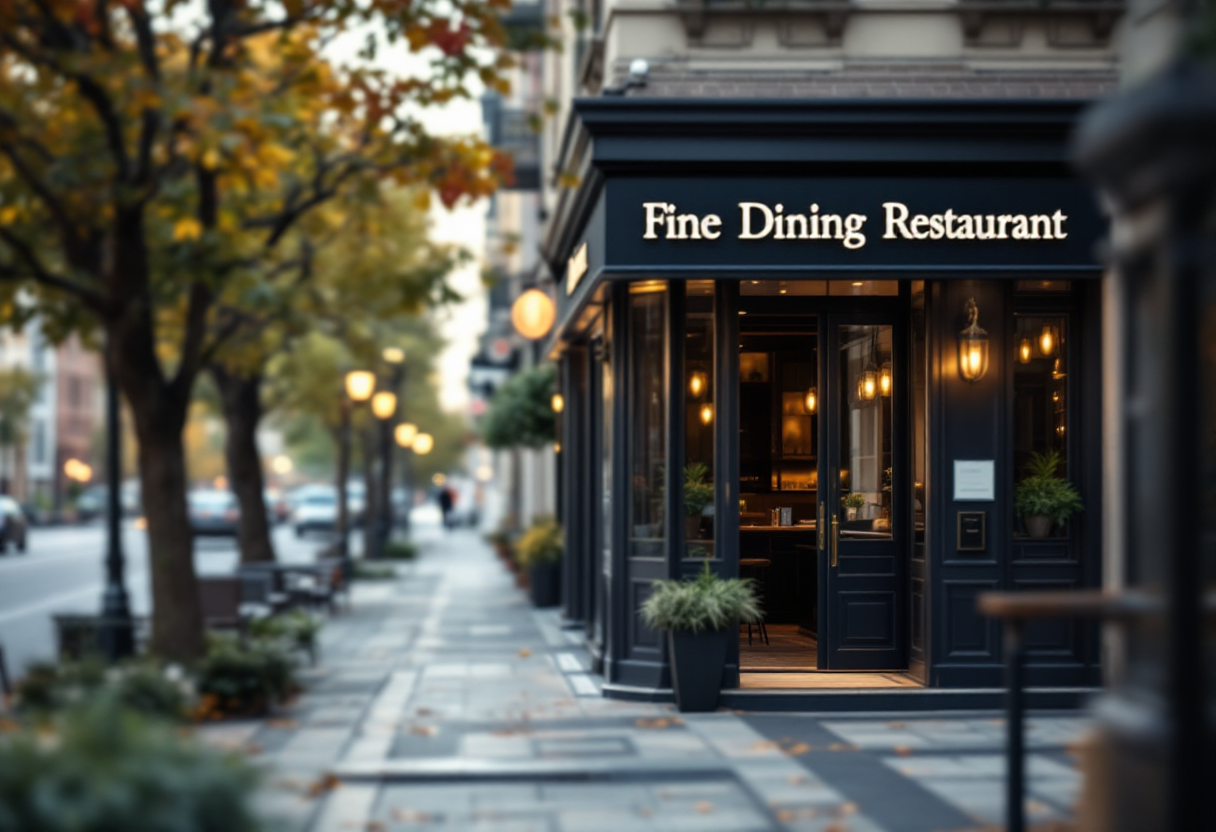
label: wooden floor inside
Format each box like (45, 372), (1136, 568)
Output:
(739, 624), (922, 690)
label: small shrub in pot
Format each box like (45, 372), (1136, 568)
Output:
(516, 517), (562, 608)
(1014, 450), (1083, 537)
(640, 563), (761, 712)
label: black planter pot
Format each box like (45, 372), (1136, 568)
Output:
(668, 629), (730, 712)
(529, 562), (562, 608)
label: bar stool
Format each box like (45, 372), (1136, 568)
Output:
(739, 558), (770, 646)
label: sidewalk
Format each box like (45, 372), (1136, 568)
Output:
(199, 530), (1091, 832)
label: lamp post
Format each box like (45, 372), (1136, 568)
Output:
(97, 357), (133, 661)
(395, 422), (417, 533)
(341, 370), (375, 566)
(371, 389), (397, 556)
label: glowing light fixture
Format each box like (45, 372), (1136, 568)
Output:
(510, 289), (556, 340)
(699, 403), (714, 425)
(958, 298), (989, 383)
(688, 370), (707, 398)
(551, 393), (564, 413)
(395, 422), (418, 448)
(412, 433), (434, 455)
(270, 455), (293, 475)
(879, 361), (893, 397)
(1018, 337), (1032, 364)
(382, 346), (406, 364)
(1039, 324), (1056, 356)
(371, 391), (397, 420)
(1052, 357), (1066, 380)
(345, 370), (375, 402)
(804, 387), (817, 414)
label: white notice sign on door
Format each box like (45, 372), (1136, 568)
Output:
(954, 460), (995, 502)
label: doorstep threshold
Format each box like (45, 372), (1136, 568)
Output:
(333, 756), (729, 784)
(721, 686), (1100, 713)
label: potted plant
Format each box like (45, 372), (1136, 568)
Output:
(841, 492), (866, 521)
(683, 462), (713, 542)
(640, 562), (761, 712)
(516, 517), (562, 608)
(1014, 450), (1084, 538)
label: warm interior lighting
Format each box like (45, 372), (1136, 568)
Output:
(345, 370), (375, 402)
(688, 370), (707, 398)
(270, 455), (293, 475)
(1039, 324), (1055, 356)
(804, 387), (817, 414)
(395, 422), (418, 448)
(861, 368), (878, 401)
(63, 458), (93, 482)
(371, 391), (397, 419)
(1018, 337), (1032, 364)
(958, 298), (989, 383)
(554, 441), (562, 453)
(879, 361), (892, 396)
(699, 403), (714, 425)
(412, 433), (434, 455)
(551, 393), (564, 413)
(510, 289), (556, 340)
(1052, 357), (1066, 380)
(382, 347), (406, 364)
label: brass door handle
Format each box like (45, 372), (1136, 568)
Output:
(831, 515), (839, 568)
(818, 502), (825, 550)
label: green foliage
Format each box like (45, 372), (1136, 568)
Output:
(841, 492), (866, 510)
(683, 463), (714, 516)
(0, 367), (43, 449)
(640, 563), (762, 634)
(248, 610), (322, 654)
(383, 540), (418, 560)
(352, 561), (398, 581)
(194, 637), (299, 719)
(1014, 450), (1084, 528)
(481, 365), (557, 450)
(0, 697), (264, 832)
(515, 517), (563, 567)
(14, 659), (194, 723)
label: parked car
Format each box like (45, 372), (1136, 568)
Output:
(294, 491), (338, 537)
(187, 490), (239, 536)
(75, 481), (141, 521)
(0, 496), (28, 553)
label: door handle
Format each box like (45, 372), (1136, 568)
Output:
(818, 502), (825, 550)
(831, 515), (839, 568)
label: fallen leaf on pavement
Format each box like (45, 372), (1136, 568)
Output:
(828, 742), (857, 752)
(365, 822), (386, 831)
(635, 718), (672, 729)
(518, 648), (532, 658)
(306, 773), (340, 798)
(776, 810), (796, 823)
(750, 740), (779, 753)
(696, 801), (714, 814)
(266, 719), (299, 729)
(409, 724), (438, 736)
(787, 774), (808, 785)
(838, 802), (859, 816)
(389, 808), (434, 823)
(415, 708), (433, 717)
(783, 742), (811, 756)
(888, 721), (906, 729)
(893, 745), (914, 756)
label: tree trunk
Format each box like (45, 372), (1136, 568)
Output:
(129, 397), (205, 663)
(211, 364), (275, 564)
(361, 424), (379, 559)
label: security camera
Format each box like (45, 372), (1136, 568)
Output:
(629, 58), (649, 84)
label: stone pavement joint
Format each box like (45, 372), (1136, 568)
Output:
(198, 529), (1091, 832)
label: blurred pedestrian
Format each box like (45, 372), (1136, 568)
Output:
(438, 486), (454, 530)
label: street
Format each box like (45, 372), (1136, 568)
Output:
(0, 519), (404, 680)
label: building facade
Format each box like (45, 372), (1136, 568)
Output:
(523, 0), (1123, 703)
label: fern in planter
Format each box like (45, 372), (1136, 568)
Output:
(1014, 450), (1083, 535)
(640, 563), (761, 634)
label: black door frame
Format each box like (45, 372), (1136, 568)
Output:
(732, 288), (910, 673)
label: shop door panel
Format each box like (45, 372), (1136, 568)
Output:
(818, 318), (907, 671)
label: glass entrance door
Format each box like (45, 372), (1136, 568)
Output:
(817, 318), (907, 670)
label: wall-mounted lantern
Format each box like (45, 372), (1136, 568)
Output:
(551, 393), (564, 413)
(958, 298), (989, 383)
(1038, 323), (1056, 356)
(511, 288), (556, 340)
(1018, 337), (1032, 364)
(804, 386), (817, 414)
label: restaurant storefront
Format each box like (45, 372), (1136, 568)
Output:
(545, 99), (1105, 704)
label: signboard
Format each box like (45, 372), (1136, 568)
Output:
(953, 460), (995, 501)
(957, 511), (987, 552)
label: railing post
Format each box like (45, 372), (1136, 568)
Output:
(1005, 617), (1026, 832)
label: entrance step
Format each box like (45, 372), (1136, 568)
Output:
(720, 686), (1098, 712)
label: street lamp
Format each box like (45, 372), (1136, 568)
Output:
(371, 391), (397, 420)
(370, 389), (398, 555)
(336, 369), (375, 566)
(412, 433), (434, 455)
(97, 352), (133, 662)
(394, 423), (418, 448)
(345, 370), (375, 402)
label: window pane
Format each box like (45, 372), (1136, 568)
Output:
(1013, 314), (1069, 536)
(629, 284), (667, 558)
(683, 282), (714, 555)
(839, 324), (894, 539)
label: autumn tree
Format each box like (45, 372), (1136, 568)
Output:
(0, 366), (43, 496)
(209, 184), (460, 565)
(0, 1), (511, 661)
